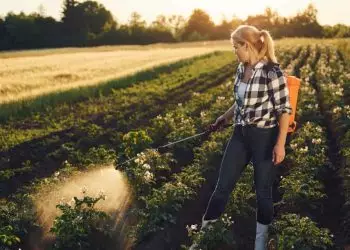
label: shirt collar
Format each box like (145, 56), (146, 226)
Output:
(238, 59), (277, 73)
(241, 60), (267, 71)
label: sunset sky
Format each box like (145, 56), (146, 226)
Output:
(1, 0), (350, 26)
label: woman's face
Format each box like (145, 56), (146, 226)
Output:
(232, 41), (249, 63)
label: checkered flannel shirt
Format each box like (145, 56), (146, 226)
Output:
(232, 60), (293, 128)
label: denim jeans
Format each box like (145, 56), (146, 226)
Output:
(203, 124), (279, 225)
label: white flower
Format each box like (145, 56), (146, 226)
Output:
(332, 107), (342, 114)
(299, 146), (309, 153)
(217, 96), (225, 101)
(144, 171), (154, 182)
(335, 90), (343, 96)
(191, 224), (198, 230)
(142, 163), (151, 170)
(69, 197), (75, 206)
(54, 171), (60, 177)
(312, 138), (322, 144)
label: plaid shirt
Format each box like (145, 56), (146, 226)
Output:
(232, 60), (293, 128)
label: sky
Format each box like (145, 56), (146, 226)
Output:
(1, 0), (350, 26)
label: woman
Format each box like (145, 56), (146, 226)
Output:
(193, 25), (292, 250)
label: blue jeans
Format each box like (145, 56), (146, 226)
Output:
(203, 124), (279, 225)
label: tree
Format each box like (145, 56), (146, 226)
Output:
(78, 1), (116, 34)
(1, 12), (61, 49)
(37, 4), (46, 17)
(61, 0), (117, 45)
(150, 15), (168, 30)
(61, 0), (79, 28)
(127, 12), (147, 43)
(2, 12), (40, 49)
(323, 24), (350, 38)
(0, 17), (8, 49)
(182, 9), (215, 40)
(149, 15), (175, 42)
(288, 3), (323, 37)
(61, 0), (81, 41)
(128, 12), (146, 31)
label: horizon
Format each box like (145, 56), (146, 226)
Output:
(1, 0), (350, 26)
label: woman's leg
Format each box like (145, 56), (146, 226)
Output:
(247, 126), (279, 250)
(202, 126), (252, 221)
(248, 126), (279, 225)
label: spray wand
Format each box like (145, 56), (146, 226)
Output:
(115, 119), (234, 169)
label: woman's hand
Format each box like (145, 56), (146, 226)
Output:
(209, 115), (229, 132)
(215, 115), (229, 126)
(272, 143), (285, 165)
(214, 115), (229, 130)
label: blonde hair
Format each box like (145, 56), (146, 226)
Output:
(230, 25), (277, 64)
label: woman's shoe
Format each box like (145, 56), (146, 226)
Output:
(254, 221), (269, 250)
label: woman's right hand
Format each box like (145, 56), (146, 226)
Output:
(215, 115), (228, 126)
(209, 115), (229, 132)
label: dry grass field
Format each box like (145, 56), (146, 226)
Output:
(0, 40), (232, 104)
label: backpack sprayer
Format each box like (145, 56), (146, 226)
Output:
(115, 75), (301, 169)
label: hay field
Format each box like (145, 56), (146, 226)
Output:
(0, 40), (231, 104)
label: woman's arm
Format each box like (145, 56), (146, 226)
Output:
(267, 67), (292, 146)
(222, 102), (237, 121)
(268, 66), (292, 165)
(276, 113), (290, 146)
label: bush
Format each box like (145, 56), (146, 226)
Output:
(50, 194), (112, 250)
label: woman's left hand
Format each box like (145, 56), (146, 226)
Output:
(272, 143), (285, 165)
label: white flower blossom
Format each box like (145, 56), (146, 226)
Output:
(144, 171), (154, 182)
(299, 146), (309, 153)
(142, 163), (151, 170)
(217, 96), (225, 101)
(312, 138), (322, 144)
(332, 107), (342, 114)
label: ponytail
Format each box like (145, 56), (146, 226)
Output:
(260, 30), (277, 63)
(231, 25), (278, 64)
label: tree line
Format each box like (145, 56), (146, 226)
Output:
(0, 1), (349, 51)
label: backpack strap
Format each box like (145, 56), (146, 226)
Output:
(262, 61), (279, 103)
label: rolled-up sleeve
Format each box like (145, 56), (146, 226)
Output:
(267, 67), (293, 117)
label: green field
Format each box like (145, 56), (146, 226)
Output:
(0, 39), (349, 250)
